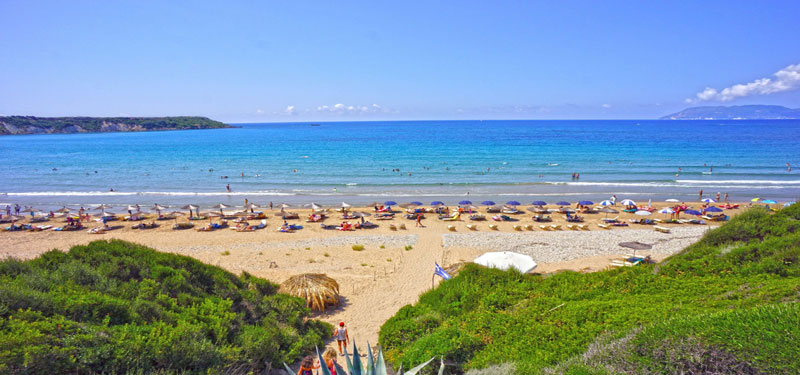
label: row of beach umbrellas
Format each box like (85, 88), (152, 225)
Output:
(12, 197), (795, 220)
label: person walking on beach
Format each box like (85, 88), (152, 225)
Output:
(699, 189), (703, 200)
(333, 322), (349, 356)
(14, 204), (20, 215)
(296, 356), (319, 375)
(226, 184), (231, 192)
(5, 205), (10, 216)
(322, 348), (340, 375)
(716, 192), (720, 202)
(416, 213), (423, 227)
(724, 193), (729, 202)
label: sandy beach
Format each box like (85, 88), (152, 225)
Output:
(0, 202), (738, 347)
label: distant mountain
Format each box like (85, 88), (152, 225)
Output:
(0, 116), (231, 135)
(661, 105), (800, 120)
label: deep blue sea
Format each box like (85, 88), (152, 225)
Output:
(2, 120), (799, 211)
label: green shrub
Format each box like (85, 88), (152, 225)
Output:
(352, 244), (365, 251)
(380, 205), (800, 374)
(0, 239), (330, 374)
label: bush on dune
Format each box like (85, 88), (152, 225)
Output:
(379, 204), (800, 374)
(0, 239), (330, 374)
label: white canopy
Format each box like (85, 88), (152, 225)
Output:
(474, 251), (537, 273)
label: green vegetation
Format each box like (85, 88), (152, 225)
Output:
(0, 240), (329, 374)
(380, 205), (800, 374)
(0, 116), (229, 135)
(353, 244), (365, 251)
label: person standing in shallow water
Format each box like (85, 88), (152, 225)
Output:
(333, 322), (349, 355)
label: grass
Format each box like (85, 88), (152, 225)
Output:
(221, 250), (230, 255)
(404, 245), (413, 251)
(0, 239), (329, 374)
(352, 244), (365, 251)
(379, 205), (800, 374)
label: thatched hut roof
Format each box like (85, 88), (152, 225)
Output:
(279, 273), (340, 311)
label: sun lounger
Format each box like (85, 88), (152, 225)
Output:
(469, 214), (486, 221)
(399, 223), (406, 230)
(172, 222), (194, 230)
(577, 224), (588, 230)
(610, 259), (634, 267)
(654, 225), (671, 233)
(512, 225), (522, 231)
(551, 224), (562, 230)
(566, 224), (576, 230)
(597, 223), (610, 229)
(448, 225), (456, 231)
(442, 213), (460, 221)
(488, 224), (498, 230)
(389, 223), (397, 230)
(524, 224), (533, 230)
(466, 224), (477, 230)
(539, 225), (551, 230)
(87, 227), (107, 234)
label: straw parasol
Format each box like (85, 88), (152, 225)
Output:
(182, 204), (198, 217)
(279, 273), (340, 311)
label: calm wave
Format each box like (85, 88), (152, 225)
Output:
(2, 120), (798, 209)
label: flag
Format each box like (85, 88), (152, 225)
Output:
(434, 263), (451, 280)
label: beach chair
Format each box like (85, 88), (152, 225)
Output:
(512, 225), (521, 231)
(399, 223), (406, 230)
(443, 213), (460, 221)
(597, 223), (610, 229)
(552, 224), (562, 230)
(539, 225), (551, 230)
(447, 225), (456, 231)
(466, 224), (477, 230)
(577, 224), (588, 230)
(488, 224), (498, 230)
(389, 223), (397, 230)
(610, 259), (634, 267)
(654, 225), (671, 233)
(524, 224), (534, 230)
(566, 224), (576, 230)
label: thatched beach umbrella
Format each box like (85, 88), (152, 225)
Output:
(56, 206), (71, 214)
(619, 241), (652, 258)
(182, 204), (198, 217)
(212, 203), (229, 216)
(279, 273), (340, 312)
(94, 204), (113, 216)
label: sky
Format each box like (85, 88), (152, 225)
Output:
(1, 1), (799, 122)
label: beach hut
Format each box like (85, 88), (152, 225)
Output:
(474, 251), (537, 273)
(279, 273), (341, 312)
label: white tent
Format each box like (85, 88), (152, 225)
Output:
(474, 251), (537, 273)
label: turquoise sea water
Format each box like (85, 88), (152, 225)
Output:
(2, 120), (799, 210)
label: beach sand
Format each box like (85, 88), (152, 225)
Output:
(0, 202), (738, 348)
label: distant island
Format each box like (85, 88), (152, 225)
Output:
(0, 116), (230, 135)
(661, 105), (800, 120)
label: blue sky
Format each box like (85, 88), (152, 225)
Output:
(1, 1), (799, 122)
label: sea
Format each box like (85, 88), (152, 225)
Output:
(2, 120), (799, 211)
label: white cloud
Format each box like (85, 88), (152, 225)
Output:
(255, 109), (264, 114)
(285, 105), (295, 115)
(601, 104), (611, 108)
(314, 103), (388, 114)
(688, 63), (800, 103)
